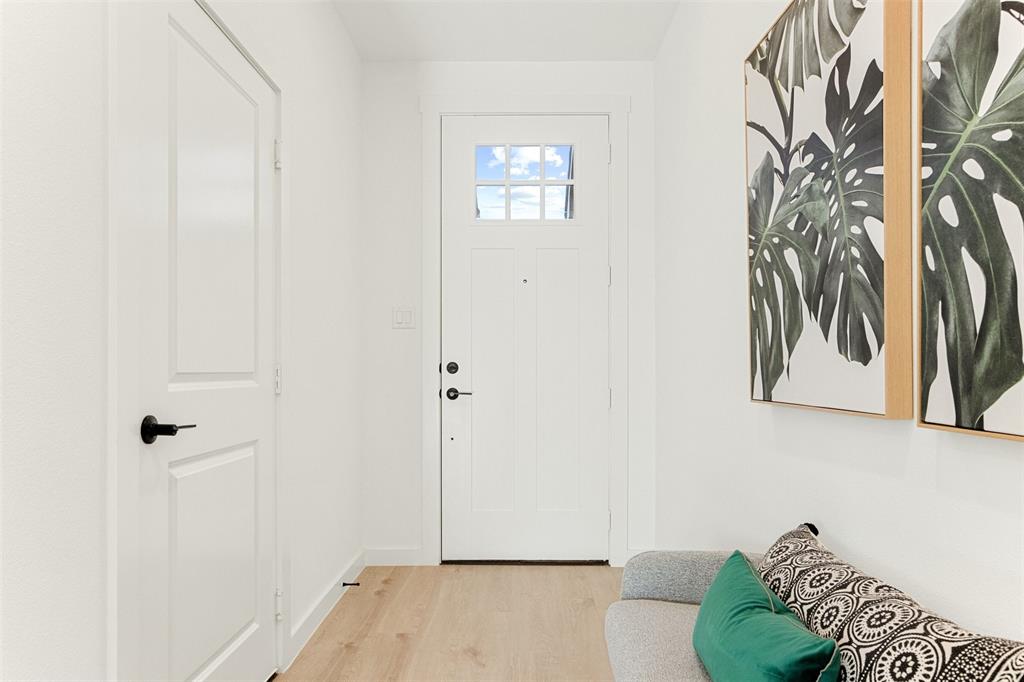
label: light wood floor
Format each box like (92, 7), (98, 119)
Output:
(279, 564), (623, 682)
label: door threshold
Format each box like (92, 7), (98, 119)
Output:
(441, 559), (609, 566)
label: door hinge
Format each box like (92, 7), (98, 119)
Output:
(608, 265), (612, 287)
(608, 510), (612, 531)
(607, 143), (612, 165)
(274, 139), (283, 171)
(608, 387), (612, 409)
(274, 365), (282, 395)
(274, 588), (284, 622)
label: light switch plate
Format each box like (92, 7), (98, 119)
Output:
(392, 307), (416, 330)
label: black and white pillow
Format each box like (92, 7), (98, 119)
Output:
(758, 525), (1024, 682)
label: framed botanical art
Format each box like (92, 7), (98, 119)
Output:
(920, 0), (1024, 439)
(744, 0), (912, 417)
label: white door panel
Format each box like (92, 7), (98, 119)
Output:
(172, 24), (259, 377)
(119, 2), (278, 679)
(441, 115), (610, 561)
(536, 247), (581, 512)
(469, 248), (517, 511)
(168, 445), (257, 681)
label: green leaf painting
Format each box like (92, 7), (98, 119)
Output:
(747, 0), (867, 92)
(921, 0), (1024, 429)
(802, 47), (885, 365)
(745, 0), (885, 402)
(748, 154), (828, 399)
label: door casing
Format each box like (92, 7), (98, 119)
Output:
(420, 95), (632, 567)
(107, 1), (284, 677)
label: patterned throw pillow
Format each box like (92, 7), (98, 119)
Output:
(757, 525), (1024, 682)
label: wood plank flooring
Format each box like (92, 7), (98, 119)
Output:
(279, 564), (623, 681)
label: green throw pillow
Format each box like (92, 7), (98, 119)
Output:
(693, 551), (840, 682)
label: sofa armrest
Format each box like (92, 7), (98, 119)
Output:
(620, 550), (764, 605)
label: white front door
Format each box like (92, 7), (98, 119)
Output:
(116, 2), (278, 679)
(441, 115), (610, 561)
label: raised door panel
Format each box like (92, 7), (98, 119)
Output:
(469, 247), (517, 512)
(535, 248), (581, 512)
(171, 23), (259, 380)
(169, 445), (258, 680)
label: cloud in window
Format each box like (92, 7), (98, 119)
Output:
(488, 146), (505, 168)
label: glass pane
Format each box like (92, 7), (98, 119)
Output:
(509, 185), (541, 220)
(509, 146), (541, 180)
(544, 145), (573, 180)
(476, 185), (505, 220)
(545, 185), (575, 220)
(475, 145), (506, 181)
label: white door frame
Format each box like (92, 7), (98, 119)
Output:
(420, 94), (631, 567)
(107, 2), (284, 677)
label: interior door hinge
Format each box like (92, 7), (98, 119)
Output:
(274, 588), (284, 622)
(607, 143), (612, 165)
(608, 510), (612, 531)
(274, 139), (283, 171)
(608, 265), (612, 287)
(608, 387), (612, 409)
(274, 365), (282, 395)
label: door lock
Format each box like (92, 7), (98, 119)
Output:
(446, 361), (459, 374)
(446, 388), (472, 400)
(140, 415), (197, 444)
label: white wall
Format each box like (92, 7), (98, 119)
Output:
(654, 0), (1024, 639)
(1, 3), (110, 678)
(0, 1), (365, 677)
(359, 61), (658, 563)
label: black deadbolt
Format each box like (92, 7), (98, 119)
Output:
(141, 415), (197, 444)
(446, 361), (459, 374)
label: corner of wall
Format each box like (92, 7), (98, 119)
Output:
(282, 550), (365, 671)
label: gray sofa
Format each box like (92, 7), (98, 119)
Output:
(605, 550), (762, 681)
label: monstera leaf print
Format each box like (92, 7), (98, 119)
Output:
(921, 0), (1024, 427)
(747, 0), (867, 92)
(749, 153), (829, 400)
(801, 47), (885, 365)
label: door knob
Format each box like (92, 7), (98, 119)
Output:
(446, 388), (472, 400)
(140, 415), (197, 444)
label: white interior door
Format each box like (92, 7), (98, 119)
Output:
(117, 2), (278, 679)
(441, 115), (610, 561)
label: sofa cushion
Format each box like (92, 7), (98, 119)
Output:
(605, 599), (709, 681)
(758, 525), (1024, 682)
(694, 550), (840, 682)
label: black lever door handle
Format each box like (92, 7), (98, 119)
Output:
(445, 388), (473, 400)
(141, 415), (197, 444)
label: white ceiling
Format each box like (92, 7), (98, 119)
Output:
(331, 1), (681, 62)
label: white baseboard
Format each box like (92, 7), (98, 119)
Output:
(281, 551), (365, 671)
(363, 546), (636, 567)
(362, 546), (437, 566)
